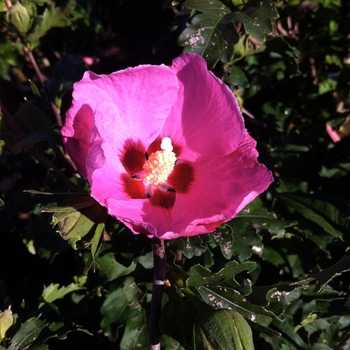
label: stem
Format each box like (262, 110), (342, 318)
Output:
(24, 48), (63, 126)
(150, 238), (167, 350)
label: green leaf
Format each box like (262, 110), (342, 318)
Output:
(8, 318), (47, 350)
(194, 309), (254, 350)
(169, 236), (207, 259)
(14, 102), (51, 133)
(41, 282), (85, 304)
(0, 308), (20, 342)
(27, 0), (76, 45)
(178, 0), (239, 68)
(308, 255), (350, 293)
(278, 193), (347, 239)
(29, 80), (41, 97)
(266, 287), (302, 308)
(294, 313), (318, 333)
(160, 334), (184, 350)
(187, 261), (256, 288)
(94, 243), (137, 281)
(161, 292), (207, 348)
(120, 311), (149, 350)
(232, 0), (278, 42)
(0, 0), (7, 12)
(195, 284), (274, 327)
(45, 195), (108, 250)
(225, 65), (250, 89)
(100, 277), (146, 343)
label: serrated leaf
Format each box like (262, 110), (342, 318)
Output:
(194, 309), (254, 350)
(8, 318), (47, 350)
(294, 313), (318, 333)
(212, 198), (296, 258)
(100, 277), (145, 342)
(45, 195), (108, 250)
(186, 261), (256, 288)
(266, 287), (302, 307)
(232, 0), (278, 42)
(27, 0), (76, 44)
(169, 236), (206, 259)
(178, 0), (239, 68)
(41, 282), (84, 304)
(195, 284), (274, 327)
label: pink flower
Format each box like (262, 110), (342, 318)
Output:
(61, 54), (273, 240)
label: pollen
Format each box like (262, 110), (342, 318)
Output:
(142, 137), (177, 186)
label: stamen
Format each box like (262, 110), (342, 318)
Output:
(142, 137), (176, 186)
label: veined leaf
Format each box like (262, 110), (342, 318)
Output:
(178, 0), (239, 68)
(194, 284), (274, 327)
(279, 193), (347, 239)
(186, 261), (256, 288)
(232, 0), (278, 42)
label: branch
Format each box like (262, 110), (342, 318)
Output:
(149, 238), (167, 350)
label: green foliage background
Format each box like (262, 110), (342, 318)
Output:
(0, 0), (350, 349)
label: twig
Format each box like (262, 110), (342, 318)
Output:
(24, 48), (63, 126)
(149, 238), (167, 350)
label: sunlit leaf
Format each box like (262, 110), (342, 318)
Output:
(41, 283), (85, 304)
(178, 0), (239, 68)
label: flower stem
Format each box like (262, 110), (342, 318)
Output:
(150, 237), (167, 350)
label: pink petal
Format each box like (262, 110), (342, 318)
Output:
(106, 198), (173, 238)
(61, 104), (94, 177)
(161, 54), (244, 162)
(163, 131), (273, 239)
(80, 66), (179, 154)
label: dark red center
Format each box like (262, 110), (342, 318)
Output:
(120, 138), (194, 209)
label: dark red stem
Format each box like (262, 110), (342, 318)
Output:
(149, 238), (167, 350)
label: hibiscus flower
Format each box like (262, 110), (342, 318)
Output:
(61, 54), (273, 240)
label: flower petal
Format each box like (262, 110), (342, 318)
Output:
(77, 66), (179, 155)
(161, 53), (244, 162)
(106, 198), (173, 238)
(61, 103), (94, 177)
(165, 131), (273, 239)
